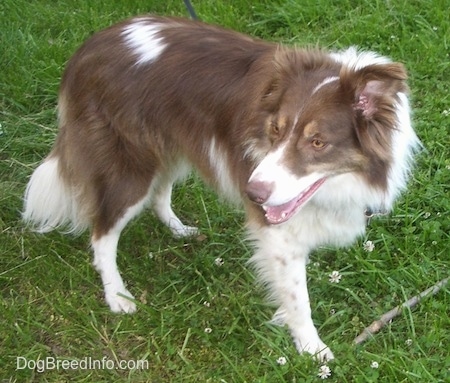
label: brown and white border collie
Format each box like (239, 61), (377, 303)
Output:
(23, 16), (419, 360)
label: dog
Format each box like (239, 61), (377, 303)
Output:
(23, 16), (419, 361)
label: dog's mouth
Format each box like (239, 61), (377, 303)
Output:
(262, 178), (327, 225)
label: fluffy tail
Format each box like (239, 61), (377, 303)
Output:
(23, 156), (88, 234)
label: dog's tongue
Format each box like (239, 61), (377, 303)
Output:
(264, 199), (298, 224)
(263, 178), (326, 224)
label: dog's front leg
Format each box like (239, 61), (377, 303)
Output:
(249, 226), (334, 361)
(273, 253), (334, 361)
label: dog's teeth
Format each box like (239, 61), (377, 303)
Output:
(262, 206), (268, 212)
(281, 212), (287, 219)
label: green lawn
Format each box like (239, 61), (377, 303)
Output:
(1, 0), (449, 382)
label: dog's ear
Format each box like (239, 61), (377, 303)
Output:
(354, 78), (392, 118)
(340, 62), (408, 163)
(258, 49), (289, 109)
(342, 62), (408, 119)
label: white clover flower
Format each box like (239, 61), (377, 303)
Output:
(204, 327), (212, 334)
(371, 361), (379, 369)
(214, 257), (224, 266)
(276, 356), (287, 366)
(318, 364), (332, 379)
(328, 270), (342, 283)
(405, 338), (413, 347)
(363, 240), (375, 252)
(203, 300), (211, 307)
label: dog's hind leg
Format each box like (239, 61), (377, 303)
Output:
(151, 164), (199, 238)
(91, 189), (151, 313)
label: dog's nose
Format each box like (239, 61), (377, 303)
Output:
(245, 180), (274, 205)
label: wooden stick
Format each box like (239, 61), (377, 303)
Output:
(354, 276), (449, 345)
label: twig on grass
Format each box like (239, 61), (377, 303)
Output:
(354, 276), (449, 345)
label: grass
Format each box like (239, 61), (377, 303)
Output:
(1, 0), (449, 381)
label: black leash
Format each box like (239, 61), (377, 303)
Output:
(183, 0), (199, 20)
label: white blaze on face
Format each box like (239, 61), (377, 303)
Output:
(312, 76), (339, 94)
(122, 19), (167, 65)
(248, 144), (327, 224)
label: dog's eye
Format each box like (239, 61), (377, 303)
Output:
(268, 122), (281, 142)
(266, 118), (286, 143)
(311, 138), (326, 149)
(271, 124), (280, 135)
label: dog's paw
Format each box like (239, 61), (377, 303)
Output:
(294, 337), (334, 362)
(314, 345), (334, 362)
(105, 289), (137, 314)
(171, 225), (199, 238)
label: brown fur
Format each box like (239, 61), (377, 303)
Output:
(49, 16), (406, 236)
(23, 15), (417, 360)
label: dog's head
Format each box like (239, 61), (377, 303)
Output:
(245, 49), (408, 224)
